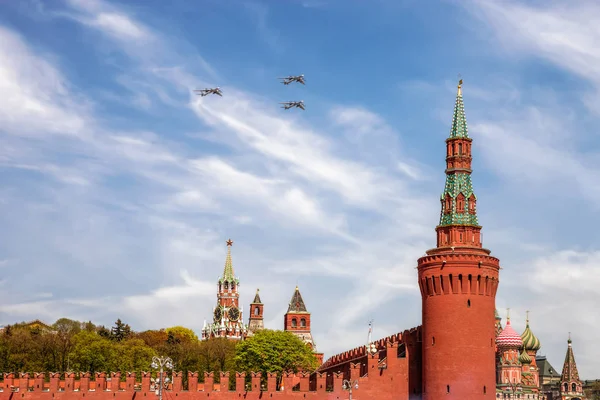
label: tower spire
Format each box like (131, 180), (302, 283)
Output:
(560, 334), (584, 397)
(221, 238), (235, 282)
(436, 78), (482, 248)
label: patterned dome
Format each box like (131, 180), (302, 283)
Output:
(521, 323), (541, 351)
(496, 320), (523, 348)
(518, 348), (532, 364)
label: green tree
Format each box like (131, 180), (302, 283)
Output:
(53, 318), (82, 371)
(199, 337), (236, 374)
(111, 319), (132, 342)
(234, 330), (318, 379)
(69, 330), (113, 374)
(111, 338), (156, 373)
(165, 326), (198, 342)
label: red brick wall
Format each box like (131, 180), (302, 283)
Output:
(0, 329), (423, 400)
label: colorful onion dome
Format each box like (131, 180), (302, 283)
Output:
(518, 347), (532, 364)
(521, 322), (541, 351)
(496, 319), (523, 348)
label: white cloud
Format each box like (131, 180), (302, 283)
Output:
(465, 0), (600, 113)
(0, 26), (90, 138)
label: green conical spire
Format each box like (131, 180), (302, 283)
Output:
(438, 80), (479, 227)
(219, 239), (238, 283)
(449, 79), (469, 139)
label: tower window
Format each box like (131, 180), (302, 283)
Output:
(254, 307), (259, 316)
(484, 386), (486, 394)
(224, 282), (229, 289)
(432, 336), (435, 346)
(458, 143), (463, 155)
(231, 283), (235, 290)
(447, 385), (450, 394)
(467, 299), (471, 307)
(572, 383), (576, 392)
(456, 193), (465, 213)
(291, 318), (297, 328)
(300, 318), (306, 328)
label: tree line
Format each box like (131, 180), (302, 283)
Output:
(0, 318), (318, 386)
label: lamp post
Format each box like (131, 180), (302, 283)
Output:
(342, 379), (359, 400)
(151, 356), (173, 400)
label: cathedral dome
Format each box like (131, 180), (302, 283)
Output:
(518, 347), (532, 364)
(521, 322), (541, 351)
(496, 320), (523, 349)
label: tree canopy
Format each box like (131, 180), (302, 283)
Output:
(0, 319), (319, 381)
(234, 329), (318, 376)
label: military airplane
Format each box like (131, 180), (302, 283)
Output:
(280, 101), (305, 110)
(194, 87), (223, 97)
(278, 75), (305, 85)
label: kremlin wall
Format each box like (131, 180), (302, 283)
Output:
(0, 81), (587, 400)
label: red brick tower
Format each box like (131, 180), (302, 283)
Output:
(559, 334), (586, 400)
(417, 80), (501, 399)
(247, 288), (264, 336)
(284, 286), (324, 365)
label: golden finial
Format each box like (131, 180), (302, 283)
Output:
(506, 308), (510, 321)
(526, 310), (530, 324)
(226, 238), (233, 247)
(457, 74), (463, 96)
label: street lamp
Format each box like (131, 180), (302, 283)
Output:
(151, 356), (174, 400)
(342, 379), (359, 400)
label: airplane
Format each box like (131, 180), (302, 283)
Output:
(278, 75), (305, 85)
(194, 87), (223, 97)
(280, 101), (305, 110)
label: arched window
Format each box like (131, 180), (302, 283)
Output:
(468, 194), (476, 214)
(444, 195), (452, 214)
(458, 143), (463, 155)
(231, 283), (235, 290)
(564, 383), (568, 392)
(291, 318), (297, 328)
(483, 386), (486, 394)
(254, 307), (259, 316)
(224, 281), (229, 289)
(456, 193), (465, 213)
(300, 318), (306, 327)
(446, 385), (450, 394)
(572, 383), (576, 392)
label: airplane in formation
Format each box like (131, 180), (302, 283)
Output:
(280, 101), (305, 110)
(278, 75), (305, 85)
(194, 87), (223, 97)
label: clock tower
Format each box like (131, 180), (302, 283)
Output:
(202, 239), (248, 341)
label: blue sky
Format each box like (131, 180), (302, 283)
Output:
(0, 0), (599, 378)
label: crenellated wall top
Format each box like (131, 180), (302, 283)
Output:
(318, 326), (421, 371)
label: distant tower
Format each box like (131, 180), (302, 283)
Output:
(202, 239), (248, 340)
(247, 288), (264, 336)
(559, 334), (586, 400)
(495, 311), (524, 396)
(417, 79), (501, 399)
(284, 286), (324, 365)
